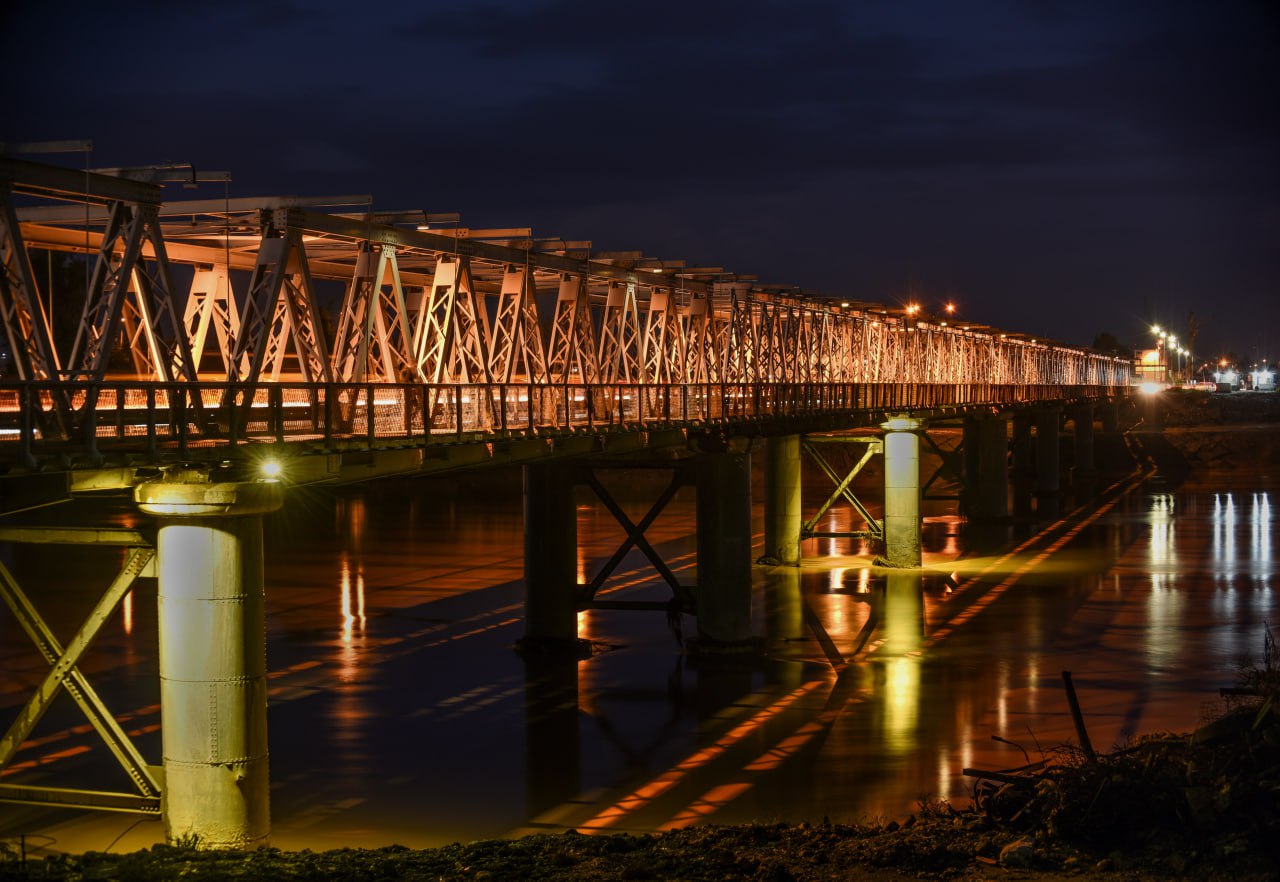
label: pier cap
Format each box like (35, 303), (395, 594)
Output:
(135, 480), (283, 517)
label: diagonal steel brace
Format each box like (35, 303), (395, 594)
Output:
(920, 429), (964, 501)
(578, 469), (694, 611)
(801, 438), (883, 539)
(0, 548), (160, 798)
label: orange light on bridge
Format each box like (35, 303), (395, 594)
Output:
(944, 302), (956, 314)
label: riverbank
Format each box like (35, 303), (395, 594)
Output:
(6, 689), (1277, 881)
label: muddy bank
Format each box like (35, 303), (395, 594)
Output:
(6, 688), (1278, 882)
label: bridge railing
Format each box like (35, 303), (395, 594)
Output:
(0, 381), (1123, 463)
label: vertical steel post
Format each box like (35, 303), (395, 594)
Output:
(763, 434), (802, 566)
(695, 443), (753, 645)
(134, 480), (282, 849)
(522, 461), (578, 644)
(879, 416), (924, 568)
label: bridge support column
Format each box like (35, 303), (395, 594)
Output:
(970, 415), (1010, 520)
(878, 416), (923, 568)
(763, 434), (802, 566)
(134, 480), (282, 849)
(1035, 408), (1062, 511)
(522, 461), (579, 645)
(696, 443), (753, 646)
(1099, 401), (1120, 433)
(1071, 404), (1095, 474)
(1011, 413), (1035, 518)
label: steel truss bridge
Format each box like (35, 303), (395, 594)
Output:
(0, 151), (1134, 840)
(0, 155), (1128, 474)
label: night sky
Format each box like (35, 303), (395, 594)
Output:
(3, 0), (1277, 362)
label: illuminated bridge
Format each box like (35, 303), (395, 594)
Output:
(0, 154), (1131, 847)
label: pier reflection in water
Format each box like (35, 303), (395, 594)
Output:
(0, 468), (1274, 853)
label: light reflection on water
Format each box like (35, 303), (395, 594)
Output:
(0, 471), (1275, 851)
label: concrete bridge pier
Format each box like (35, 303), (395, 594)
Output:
(762, 434), (802, 566)
(1098, 401), (1121, 434)
(965, 415), (1010, 521)
(695, 441), (754, 646)
(1011, 413), (1035, 518)
(1034, 408), (1062, 493)
(1035, 407), (1062, 515)
(878, 416), (924, 568)
(1071, 404), (1096, 474)
(521, 460), (579, 646)
(134, 479), (282, 849)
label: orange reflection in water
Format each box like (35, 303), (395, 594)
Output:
(339, 555), (368, 682)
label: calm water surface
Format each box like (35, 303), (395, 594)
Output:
(0, 455), (1274, 854)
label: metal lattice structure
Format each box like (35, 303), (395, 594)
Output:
(0, 155), (1130, 453)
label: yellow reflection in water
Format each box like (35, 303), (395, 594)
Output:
(827, 567), (847, 593)
(879, 570), (923, 751)
(122, 590), (133, 635)
(881, 571), (923, 655)
(883, 656), (921, 751)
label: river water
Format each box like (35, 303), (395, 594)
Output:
(0, 435), (1274, 854)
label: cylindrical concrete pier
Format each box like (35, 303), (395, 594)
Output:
(1099, 401), (1120, 434)
(1034, 408), (1062, 496)
(763, 434), (802, 566)
(1011, 413), (1035, 518)
(695, 446), (753, 645)
(522, 461), (579, 643)
(879, 416), (923, 568)
(1071, 404), (1095, 474)
(972, 415), (1010, 520)
(135, 480), (282, 849)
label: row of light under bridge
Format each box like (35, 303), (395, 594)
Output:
(2, 156), (1129, 398)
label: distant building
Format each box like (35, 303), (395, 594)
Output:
(1135, 348), (1165, 383)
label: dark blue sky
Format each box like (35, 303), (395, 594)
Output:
(4, 0), (1277, 360)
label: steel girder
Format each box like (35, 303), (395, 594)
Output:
(0, 184), (61, 382)
(415, 254), (491, 385)
(183, 264), (239, 377)
(489, 263), (548, 384)
(546, 272), (599, 384)
(230, 222), (333, 386)
(597, 281), (642, 385)
(65, 201), (197, 384)
(332, 243), (416, 384)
